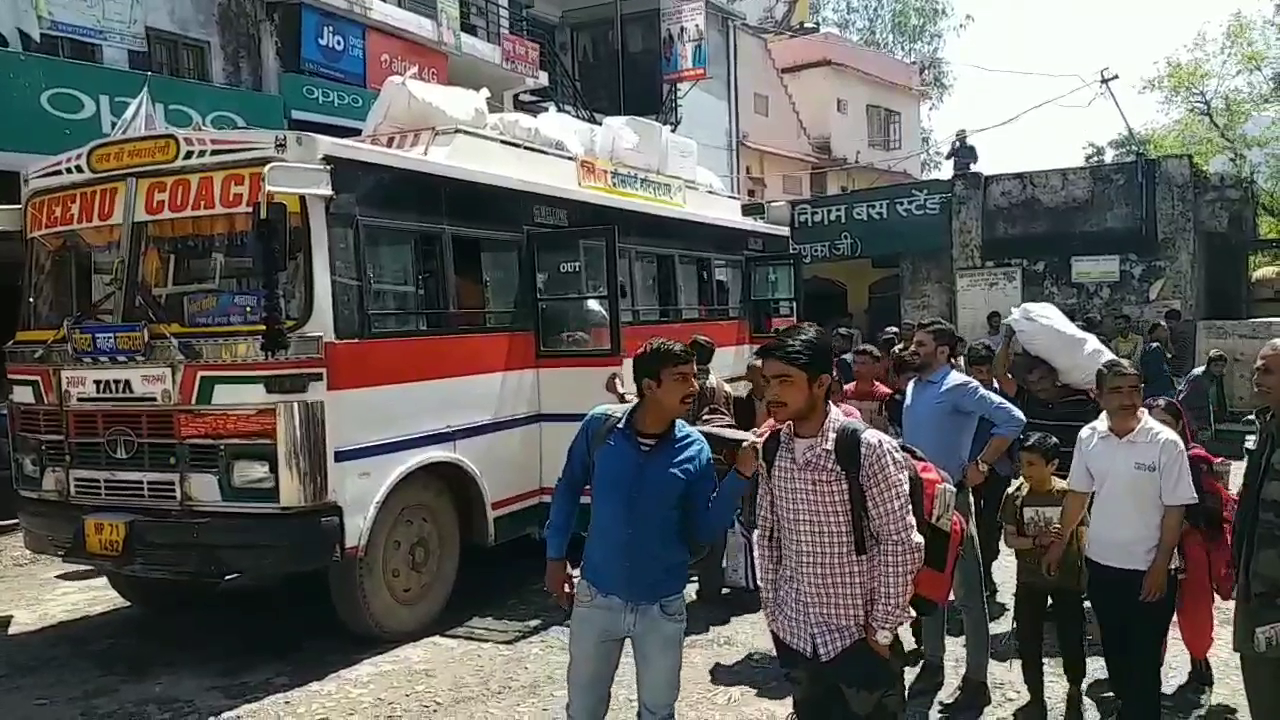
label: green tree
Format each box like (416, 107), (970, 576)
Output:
(1082, 11), (1279, 236)
(808, 0), (972, 175)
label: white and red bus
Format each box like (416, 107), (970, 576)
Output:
(5, 122), (798, 638)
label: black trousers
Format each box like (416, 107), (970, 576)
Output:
(773, 633), (907, 719)
(972, 470), (1010, 586)
(1013, 583), (1086, 692)
(1086, 559), (1178, 720)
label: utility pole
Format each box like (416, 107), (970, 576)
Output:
(1099, 68), (1142, 154)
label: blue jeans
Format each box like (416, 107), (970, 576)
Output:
(567, 578), (687, 720)
(922, 487), (990, 680)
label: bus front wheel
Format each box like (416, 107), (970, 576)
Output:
(330, 478), (462, 641)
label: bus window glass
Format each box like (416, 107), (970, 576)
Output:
(23, 226), (123, 331)
(677, 256), (700, 319)
(751, 260), (795, 299)
(712, 258), (743, 318)
(330, 219), (361, 338)
(534, 232), (611, 352)
(633, 252), (661, 321)
(451, 234), (520, 328)
(361, 226), (445, 333)
(618, 248), (634, 322)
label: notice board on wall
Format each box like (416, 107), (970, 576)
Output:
(955, 267), (1023, 344)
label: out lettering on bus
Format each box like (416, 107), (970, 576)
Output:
(136, 168), (264, 220)
(24, 183), (126, 237)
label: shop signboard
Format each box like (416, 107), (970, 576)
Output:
(365, 28), (449, 89)
(0, 50), (285, 158)
(280, 73), (377, 128)
(300, 5), (368, 86)
(39, 0), (146, 51)
(789, 179), (953, 262)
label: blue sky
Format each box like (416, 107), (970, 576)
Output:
(928, 0), (1274, 175)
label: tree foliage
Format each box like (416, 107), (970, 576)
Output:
(1082, 11), (1280, 237)
(808, 0), (972, 175)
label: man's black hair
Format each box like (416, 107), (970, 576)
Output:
(1207, 349), (1229, 365)
(1019, 430), (1060, 464)
(1146, 320), (1166, 336)
(633, 338), (695, 397)
(915, 316), (960, 358)
(754, 322), (832, 383)
(1115, 313), (1131, 323)
(1096, 357), (1141, 392)
(851, 343), (882, 363)
(965, 339), (997, 368)
(877, 332), (899, 353)
(890, 346), (916, 377)
(688, 334), (716, 367)
(986, 310), (1001, 322)
(1164, 308), (1183, 322)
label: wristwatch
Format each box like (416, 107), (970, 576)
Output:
(974, 459), (991, 475)
(872, 629), (895, 646)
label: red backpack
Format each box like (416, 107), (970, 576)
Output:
(761, 419), (965, 617)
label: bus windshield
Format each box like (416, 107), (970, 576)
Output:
(129, 209), (308, 328)
(22, 226), (124, 331)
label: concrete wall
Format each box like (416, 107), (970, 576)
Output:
(735, 28), (815, 159)
(900, 156), (1250, 327)
(740, 146), (811, 201)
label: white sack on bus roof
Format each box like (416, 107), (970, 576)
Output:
(595, 116), (663, 172)
(362, 72), (491, 136)
(659, 129), (699, 183)
(1007, 302), (1118, 391)
(695, 166), (726, 193)
(534, 108), (599, 158)
(486, 112), (543, 145)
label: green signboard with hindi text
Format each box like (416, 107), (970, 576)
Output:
(789, 179), (953, 262)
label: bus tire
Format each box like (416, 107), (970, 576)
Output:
(330, 478), (461, 641)
(105, 572), (218, 611)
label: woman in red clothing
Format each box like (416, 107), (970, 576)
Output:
(1144, 397), (1236, 689)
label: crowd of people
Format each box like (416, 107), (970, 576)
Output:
(544, 312), (1279, 720)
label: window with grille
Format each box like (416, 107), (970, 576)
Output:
(128, 30), (211, 83)
(866, 105), (903, 151)
(781, 174), (804, 196)
(28, 35), (102, 64)
(810, 171), (827, 196)
(753, 92), (769, 117)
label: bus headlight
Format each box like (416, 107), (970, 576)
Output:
(230, 459), (276, 489)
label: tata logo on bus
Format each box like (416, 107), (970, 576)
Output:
(136, 168), (264, 221)
(25, 182), (126, 237)
(39, 87), (254, 136)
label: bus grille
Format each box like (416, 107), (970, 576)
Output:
(68, 441), (221, 474)
(11, 405), (64, 436)
(68, 410), (177, 440)
(70, 475), (181, 504)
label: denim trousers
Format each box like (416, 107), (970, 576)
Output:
(566, 578), (687, 720)
(922, 487), (990, 680)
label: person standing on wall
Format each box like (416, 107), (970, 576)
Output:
(752, 323), (924, 719)
(903, 318), (1026, 714)
(1233, 339), (1280, 717)
(1044, 358), (1199, 719)
(544, 339), (754, 720)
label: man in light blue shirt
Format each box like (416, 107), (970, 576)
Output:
(903, 318), (1025, 715)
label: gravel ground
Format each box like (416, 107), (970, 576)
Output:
(0, 462), (1257, 719)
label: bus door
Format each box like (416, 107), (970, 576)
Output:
(746, 252), (801, 337)
(527, 226), (622, 489)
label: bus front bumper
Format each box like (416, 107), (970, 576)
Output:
(18, 499), (344, 581)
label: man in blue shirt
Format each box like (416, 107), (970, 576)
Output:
(544, 338), (754, 720)
(904, 318), (1025, 715)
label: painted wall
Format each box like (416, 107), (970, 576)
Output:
(776, 59), (922, 178)
(740, 146), (810, 201)
(735, 28), (813, 158)
(676, 10), (734, 189)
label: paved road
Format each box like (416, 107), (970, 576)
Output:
(0, 462), (1257, 719)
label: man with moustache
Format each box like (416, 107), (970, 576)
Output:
(904, 318), (1025, 714)
(1045, 358), (1198, 719)
(545, 338), (755, 719)
(1232, 339), (1280, 716)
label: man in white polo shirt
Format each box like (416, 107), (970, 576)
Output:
(1044, 358), (1198, 719)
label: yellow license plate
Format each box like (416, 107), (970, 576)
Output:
(84, 517), (128, 557)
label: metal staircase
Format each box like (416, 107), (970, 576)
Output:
(514, 23), (596, 123)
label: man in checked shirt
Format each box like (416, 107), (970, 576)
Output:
(754, 323), (925, 719)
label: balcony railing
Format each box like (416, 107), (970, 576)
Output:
(396, 0), (531, 47)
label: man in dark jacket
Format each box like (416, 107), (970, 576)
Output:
(1176, 349), (1229, 440)
(1233, 340), (1280, 717)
